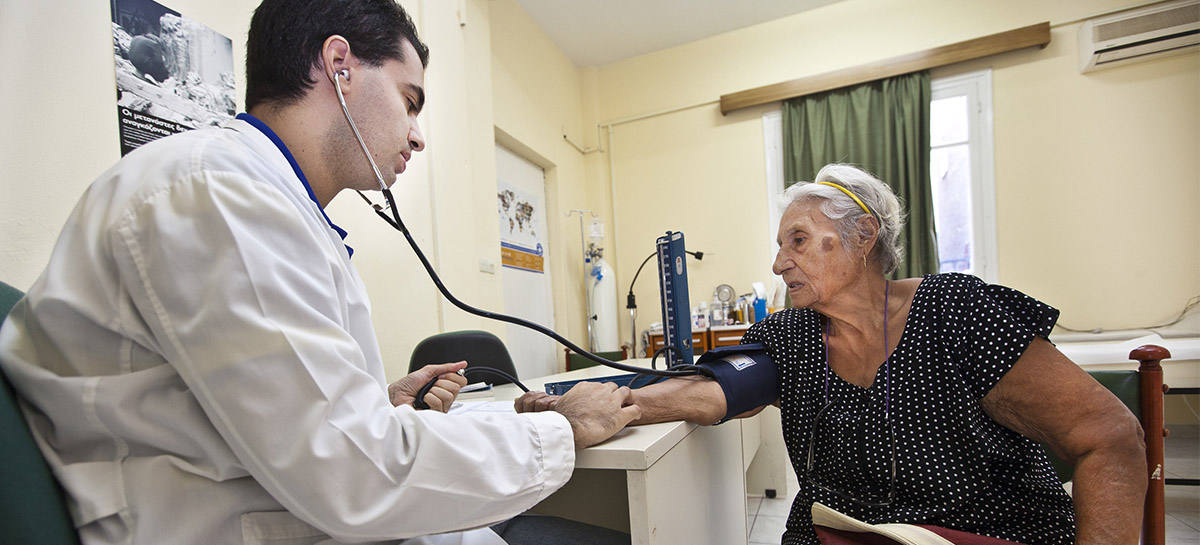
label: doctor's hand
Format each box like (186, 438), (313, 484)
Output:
(513, 391), (561, 413)
(551, 382), (641, 449)
(389, 361), (469, 412)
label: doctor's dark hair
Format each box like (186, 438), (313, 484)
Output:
(245, 0), (429, 111)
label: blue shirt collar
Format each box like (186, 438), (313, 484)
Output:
(236, 113), (354, 259)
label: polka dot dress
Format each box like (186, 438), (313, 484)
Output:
(742, 273), (1075, 545)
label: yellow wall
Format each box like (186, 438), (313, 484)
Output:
(586, 0), (1200, 345)
(0, 0), (251, 291)
(2, 0), (1196, 381)
(489, 0), (597, 359)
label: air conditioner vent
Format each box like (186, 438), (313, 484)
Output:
(1093, 3), (1198, 42)
(1079, 0), (1200, 72)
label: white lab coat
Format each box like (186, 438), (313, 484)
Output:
(0, 118), (575, 545)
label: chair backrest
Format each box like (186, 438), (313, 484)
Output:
(565, 348), (627, 372)
(408, 330), (519, 385)
(0, 281), (22, 325)
(0, 281), (83, 544)
(1043, 345), (1167, 545)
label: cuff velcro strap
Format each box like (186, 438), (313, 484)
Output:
(695, 343), (778, 424)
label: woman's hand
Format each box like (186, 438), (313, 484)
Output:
(388, 361), (469, 412)
(514, 391), (561, 413)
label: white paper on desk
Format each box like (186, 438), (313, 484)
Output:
(449, 400), (517, 416)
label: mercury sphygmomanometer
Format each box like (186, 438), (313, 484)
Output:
(333, 70), (777, 419)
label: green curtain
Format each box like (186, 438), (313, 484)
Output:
(781, 71), (938, 279)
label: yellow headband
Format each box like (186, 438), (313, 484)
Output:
(816, 182), (874, 217)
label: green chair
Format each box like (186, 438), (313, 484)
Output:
(564, 347), (627, 371)
(1043, 345), (1168, 545)
(0, 281), (82, 545)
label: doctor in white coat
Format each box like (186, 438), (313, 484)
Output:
(0, 1), (640, 544)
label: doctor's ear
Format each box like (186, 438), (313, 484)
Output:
(320, 34), (353, 85)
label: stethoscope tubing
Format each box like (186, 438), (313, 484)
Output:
(333, 72), (709, 410)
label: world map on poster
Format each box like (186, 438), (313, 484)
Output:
(498, 189), (536, 241)
(497, 183), (545, 273)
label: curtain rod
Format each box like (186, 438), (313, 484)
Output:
(719, 22), (1051, 115)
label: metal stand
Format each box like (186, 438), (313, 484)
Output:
(566, 210), (598, 351)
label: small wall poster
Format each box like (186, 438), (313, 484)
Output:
(497, 181), (547, 273)
(111, 0), (236, 155)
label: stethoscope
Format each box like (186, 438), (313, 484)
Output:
(332, 70), (712, 408)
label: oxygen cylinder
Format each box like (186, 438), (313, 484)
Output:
(589, 256), (620, 352)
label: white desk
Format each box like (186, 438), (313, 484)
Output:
(487, 364), (749, 545)
(1054, 332), (1200, 388)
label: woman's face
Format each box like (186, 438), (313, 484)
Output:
(772, 200), (862, 309)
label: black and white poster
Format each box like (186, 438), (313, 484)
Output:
(111, 0), (235, 155)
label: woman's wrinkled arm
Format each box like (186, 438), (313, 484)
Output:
(981, 337), (1147, 545)
(516, 376), (748, 426)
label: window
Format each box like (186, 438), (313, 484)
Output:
(931, 70), (998, 282)
(763, 109), (784, 258)
(764, 70), (997, 282)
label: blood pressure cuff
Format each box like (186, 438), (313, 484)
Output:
(696, 343), (778, 424)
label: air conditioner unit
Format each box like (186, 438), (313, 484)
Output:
(1078, 0), (1200, 73)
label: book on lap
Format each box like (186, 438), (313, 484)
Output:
(811, 503), (1026, 545)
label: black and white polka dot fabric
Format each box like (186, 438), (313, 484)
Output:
(742, 273), (1075, 545)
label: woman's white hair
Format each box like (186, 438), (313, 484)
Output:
(778, 163), (906, 275)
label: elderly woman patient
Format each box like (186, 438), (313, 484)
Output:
(516, 164), (1147, 545)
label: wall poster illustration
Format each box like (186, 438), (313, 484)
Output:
(111, 0), (236, 155)
(497, 181), (547, 273)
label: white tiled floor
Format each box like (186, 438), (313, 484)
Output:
(747, 463), (799, 545)
(745, 425), (1200, 545)
(1164, 424), (1199, 545)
